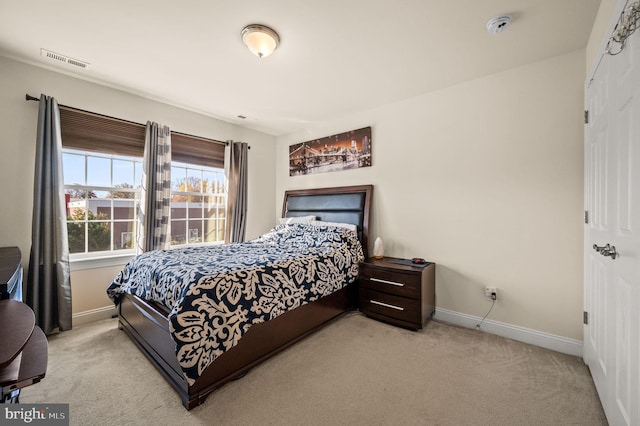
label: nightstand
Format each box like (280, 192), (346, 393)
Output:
(358, 257), (435, 330)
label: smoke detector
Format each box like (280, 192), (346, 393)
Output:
(41, 49), (91, 70)
(487, 15), (512, 35)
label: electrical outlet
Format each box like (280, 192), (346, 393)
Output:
(485, 286), (497, 300)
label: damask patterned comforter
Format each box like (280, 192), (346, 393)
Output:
(107, 223), (363, 384)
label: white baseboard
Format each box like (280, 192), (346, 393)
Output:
(72, 305), (582, 357)
(433, 307), (583, 358)
(72, 305), (117, 327)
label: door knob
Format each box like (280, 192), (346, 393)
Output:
(593, 244), (606, 253)
(601, 244), (618, 259)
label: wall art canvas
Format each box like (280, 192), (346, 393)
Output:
(289, 126), (372, 176)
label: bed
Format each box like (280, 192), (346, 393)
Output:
(108, 185), (372, 409)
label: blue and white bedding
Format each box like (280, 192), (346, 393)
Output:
(107, 223), (363, 384)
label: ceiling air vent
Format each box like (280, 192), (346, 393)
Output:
(41, 49), (91, 70)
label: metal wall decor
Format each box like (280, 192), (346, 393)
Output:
(289, 126), (372, 176)
(607, 1), (640, 55)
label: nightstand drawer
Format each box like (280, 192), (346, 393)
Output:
(359, 267), (421, 299)
(359, 288), (420, 324)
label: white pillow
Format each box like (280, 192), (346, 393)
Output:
(279, 215), (316, 225)
(313, 220), (357, 232)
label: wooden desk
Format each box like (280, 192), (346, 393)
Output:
(0, 300), (48, 403)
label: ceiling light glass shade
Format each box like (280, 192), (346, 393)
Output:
(242, 25), (280, 58)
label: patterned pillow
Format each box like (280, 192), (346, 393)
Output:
(313, 220), (357, 232)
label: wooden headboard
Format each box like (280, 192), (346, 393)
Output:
(282, 185), (373, 259)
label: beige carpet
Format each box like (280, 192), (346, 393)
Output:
(21, 312), (607, 425)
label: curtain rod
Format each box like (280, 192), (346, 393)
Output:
(26, 93), (152, 130)
(25, 93), (251, 149)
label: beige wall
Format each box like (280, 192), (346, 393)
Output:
(0, 56), (276, 319)
(71, 265), (124, 321)
(276, 50), (586, 341)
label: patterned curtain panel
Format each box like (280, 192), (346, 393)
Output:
(225, 141), (249, 243)
(137, 122), (171, 252)
(27, 95), (72, 334)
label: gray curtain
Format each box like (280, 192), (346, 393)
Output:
(27, 95), (72, 334)
(137, 121), (171, 252)
(225, 142), (248, 243)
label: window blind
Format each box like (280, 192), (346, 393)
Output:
(59, 106), (145, 157)
(171, 132), (225, 169)
(59, 106), (226, 168)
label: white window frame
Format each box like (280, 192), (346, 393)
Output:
(63, 149), (142, 268)
(170, 161), (227, 248)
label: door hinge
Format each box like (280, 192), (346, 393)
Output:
(584, 210), (589, 224)
(583, 311), (589, 325)
(584, 110), (589, 124)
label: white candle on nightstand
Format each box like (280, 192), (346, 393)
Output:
(373, 237), (384, 259)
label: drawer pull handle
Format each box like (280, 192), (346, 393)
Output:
(370, 277), (405, 287)
(370, 300), (405, 311)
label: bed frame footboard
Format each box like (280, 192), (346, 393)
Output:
(118, 284), (356, 409)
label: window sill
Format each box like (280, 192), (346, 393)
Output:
(69, 253), (135, 272)
(68, 241), (225, 271)
(171, 241), (225, 249)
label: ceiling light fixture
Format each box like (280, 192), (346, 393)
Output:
(241, 24), (280, 58)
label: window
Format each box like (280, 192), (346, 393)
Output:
(63, 149), (142, 255)
(170, 162), (227, 246)
(59, 106), (228, 259)
(63, 150), (228, 256)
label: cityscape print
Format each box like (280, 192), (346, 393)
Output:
(289, 127), (371, 176)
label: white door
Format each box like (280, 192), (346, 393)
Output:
(584, 26), (640, 426)
(584, 53), (612, 412)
